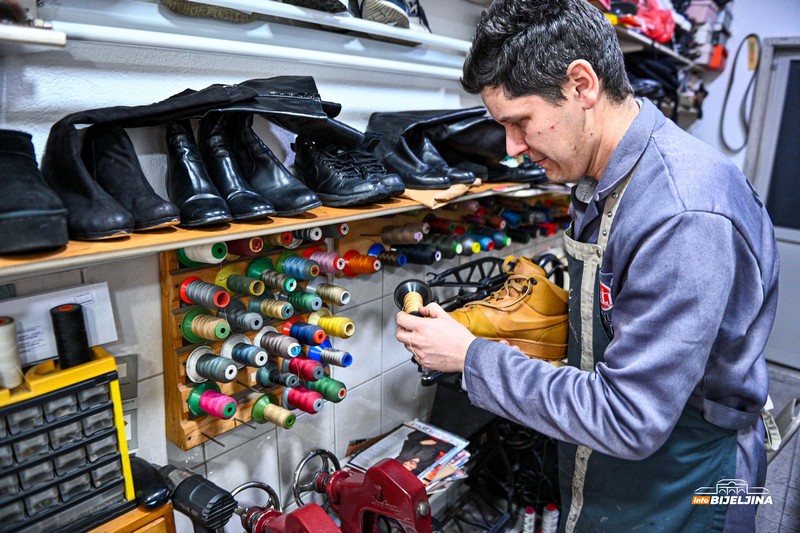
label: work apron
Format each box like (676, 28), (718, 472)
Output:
(558, 173), (738, 532)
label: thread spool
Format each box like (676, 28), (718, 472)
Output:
(466, 234), (495, 251)
(262, 232), (293, 247)
(187, 383), (237, 419)
(306, 376), (347, 403)
(305, 278), (351, 306)
(367, 244), (406, 268)
(292, 227), (322, 242)
(0, 317), (23, 389)
(423, 235), (463, 259)
(393, 280), (434, 317)
(302, 248), (345, 274)
(278, 254), (320, 281)
(404, 222), (430, 235)
(282, 318), (327, 346)
(459, 200), (480, 212)
(308, 309), (355, 339)
(226, 237), (264, 257)
(221, 334), (267, 368)
(380, 225), (423, 245)
(285, 291), (323, 313)
(249, 293), (295, 320)
(256, 362), (300, 388)
(218, 300), (263, 332)
(540, 504), (559, 533)
(424, 215), (457, 234)
(320, 223), (349, 239)
(255, 326), (302, 358)
(247, 257), (298, 294)
(50, 303), (91, 369)
(499, 210), (523, 228)
(483, 214), (507, 230)
(306, 340), (353, 367)
(180, 308), (230, 343)
(342, 250), (381, 277)
(281, 356), (324, 382)
(216, 266), (265, 296)
(185, 346), (238, 383)
(177, 242), (228, 267)
(252, 394), (296, 428)
(282, 386), (324, 414)
(392, 244), (441, 265)
(459, 235), (482, 255)
(180, 277), (231, 309)
(521, 506), (536, 533)
(507, 228), (532, 244)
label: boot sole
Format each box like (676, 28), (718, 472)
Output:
(316, 190), (389, 207)
(283, 0), (348, 12)
(275, 199), (323, 217)
(135, 217), (180, 231)
(361, 0), (409, 27)
(0, 210), (68, 253)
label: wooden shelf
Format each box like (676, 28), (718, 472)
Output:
(0, 183), (531, 279)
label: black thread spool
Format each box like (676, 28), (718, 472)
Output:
(50, 303), (91, 369)
(393, 279), (433, 317)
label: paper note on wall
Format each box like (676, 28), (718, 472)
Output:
(0, 282), (118, 366)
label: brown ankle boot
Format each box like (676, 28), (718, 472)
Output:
(449, 256), (568, 360)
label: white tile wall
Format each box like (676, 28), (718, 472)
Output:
(330, 298), (384, 388)
(331, 376), (382, 458)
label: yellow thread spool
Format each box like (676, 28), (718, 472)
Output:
(403, 292), (424, 315)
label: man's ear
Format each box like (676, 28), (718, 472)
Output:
(566, 59), (599, 110)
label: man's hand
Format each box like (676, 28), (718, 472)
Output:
(395, 303), (476, 373)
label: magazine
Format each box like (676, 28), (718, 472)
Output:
(346, 419), (469, 485)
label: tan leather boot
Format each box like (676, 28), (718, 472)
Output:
(449, 256), (568, 360)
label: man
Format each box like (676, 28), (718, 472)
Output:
(395, 1), (779, 531)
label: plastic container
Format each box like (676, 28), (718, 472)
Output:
(686, 0), (720, 24)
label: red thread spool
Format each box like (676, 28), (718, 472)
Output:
(425, 215), (457, 234)
(226, 237), (264, 257)
(286, 357), (324, 382)
(283, 386), (324, 414)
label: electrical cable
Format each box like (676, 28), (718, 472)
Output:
(719, 33), (761, 153)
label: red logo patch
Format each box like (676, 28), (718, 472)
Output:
(599, 282), (613, 311)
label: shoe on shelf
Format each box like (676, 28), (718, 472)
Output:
(0, 130), (68, 253)
(404, 0), (431, 32)
(82, 123), (180, 231)
(165, 121), (233, 228)
(353, 0), (410, 28)
(292, 136), (391, 207)
(341, 137), (405, 198)
(448, 256), (568, 361)
(226, 114), (322, 216)
(163, 0), (258, 23)
(280, 0), (349, 13)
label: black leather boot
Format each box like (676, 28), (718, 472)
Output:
(366, 108), (489, 190)
(198, 113), (276, 221)
(82, 123), (180, 231)
(226, 114), (321, 216)
(342, 136), (405, 197)
(165, 121), (232, 227)
(292, 136), (391, 207)
(0, 130), (68, 253)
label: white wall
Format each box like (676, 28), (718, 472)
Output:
(688, 0), (800, 171)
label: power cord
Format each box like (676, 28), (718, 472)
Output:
(719, 33), (762, 153)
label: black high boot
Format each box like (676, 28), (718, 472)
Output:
(82, 123), (180, 231)
(198, 113), (276, 221)
(226, 114), (321, 216)
(165, 121), (232, 227)
(0, 130), (68, 253)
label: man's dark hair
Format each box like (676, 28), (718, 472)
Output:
(462, 0), (633, 104)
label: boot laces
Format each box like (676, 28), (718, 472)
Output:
(316, 144), (361, 175)
(466, 274), (534, 309)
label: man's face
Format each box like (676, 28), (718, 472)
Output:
(403, 457), (420, 471)
(481, 85), (591, 184)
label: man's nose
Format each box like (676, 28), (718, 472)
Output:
(505, 130), (528, 158)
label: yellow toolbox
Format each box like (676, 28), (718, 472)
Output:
(0, 347), (135, 532)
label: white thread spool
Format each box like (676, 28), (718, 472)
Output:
(182, 243), (228, 264)
(521, 506), (536, 533)
(0, 317), (24, 389)
(540, 503), (559, 533)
